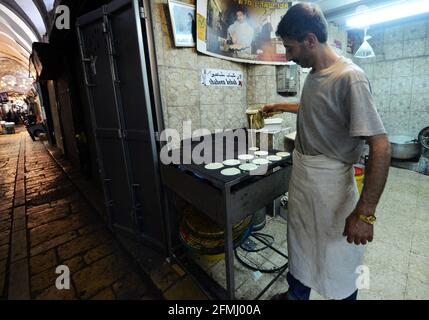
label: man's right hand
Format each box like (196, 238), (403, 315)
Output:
(260, 102), (300, 115)
(261, 103), (277, 116)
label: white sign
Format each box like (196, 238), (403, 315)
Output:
(201, 69), (243, 87)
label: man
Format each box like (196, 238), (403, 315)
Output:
(187, 12), (196, 42)
(227, 8), (254, 54)
(262, 3), (391, 300)
(5, 109), (12, 122)
(254, 14), (273, 54)
(216, 12), (228, 39)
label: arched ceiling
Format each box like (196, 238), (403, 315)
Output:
(0, 0), (54, 94)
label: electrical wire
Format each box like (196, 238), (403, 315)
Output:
(234, 231), (288, 274)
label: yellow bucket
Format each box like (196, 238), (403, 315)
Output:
(200, 252), (225, 263)
(355, 175), (364, 194)
(354, 165), (364, 194)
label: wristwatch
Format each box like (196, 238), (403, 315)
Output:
(356, 212), (376, 225)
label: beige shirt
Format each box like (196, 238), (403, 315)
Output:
(296, 57), (386, 164)
(227, 21), (254, 53)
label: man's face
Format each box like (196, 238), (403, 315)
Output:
(236, 11), (245, 23)
(282, 36), (312, 68)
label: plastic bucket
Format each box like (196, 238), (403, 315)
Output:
(354, 165), (364, 194)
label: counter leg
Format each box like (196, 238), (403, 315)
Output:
(224, 188), (235, 300)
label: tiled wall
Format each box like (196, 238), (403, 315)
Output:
(353, 18), (429, 138)
(151, 0), (248, 144)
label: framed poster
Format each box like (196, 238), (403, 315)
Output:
(168, 0), (196, 47)
(197, 0), (293, 65)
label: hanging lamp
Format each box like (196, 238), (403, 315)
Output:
(354, 28), (375, 59)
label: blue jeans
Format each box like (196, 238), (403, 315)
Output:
(287, 272), (358, 300)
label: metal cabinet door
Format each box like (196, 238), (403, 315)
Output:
(104, 0), (166, 250)
(77, 7), (136, 235)
(77, 0), (167, 251)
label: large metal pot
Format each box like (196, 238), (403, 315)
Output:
(421, 138), (429, 159)
(418, 126), (429, 159)
(388, 135), (420, 160)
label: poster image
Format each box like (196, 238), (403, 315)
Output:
(197, 0), (293, 65)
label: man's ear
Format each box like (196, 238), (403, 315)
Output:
(304, 33), (318, 48)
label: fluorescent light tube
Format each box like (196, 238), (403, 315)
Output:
(346, 0), (429, 28)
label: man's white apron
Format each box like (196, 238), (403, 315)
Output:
(287, 150), (364, 299)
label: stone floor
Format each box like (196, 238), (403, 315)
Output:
(0, 128), (162, 300)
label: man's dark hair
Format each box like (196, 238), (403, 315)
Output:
(276, 3), (328, 43)
(236, 6), (247, 15)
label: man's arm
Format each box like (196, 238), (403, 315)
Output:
(261, 102), (299, 115)
(343, 134), (391, 245)
(356, 134), (391, 215)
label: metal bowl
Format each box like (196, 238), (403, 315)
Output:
(388, 135), (420, 160)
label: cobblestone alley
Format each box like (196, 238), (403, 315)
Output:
(0, 127), (161, 300)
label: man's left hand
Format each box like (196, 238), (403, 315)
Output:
(343, 209), (374, 245)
